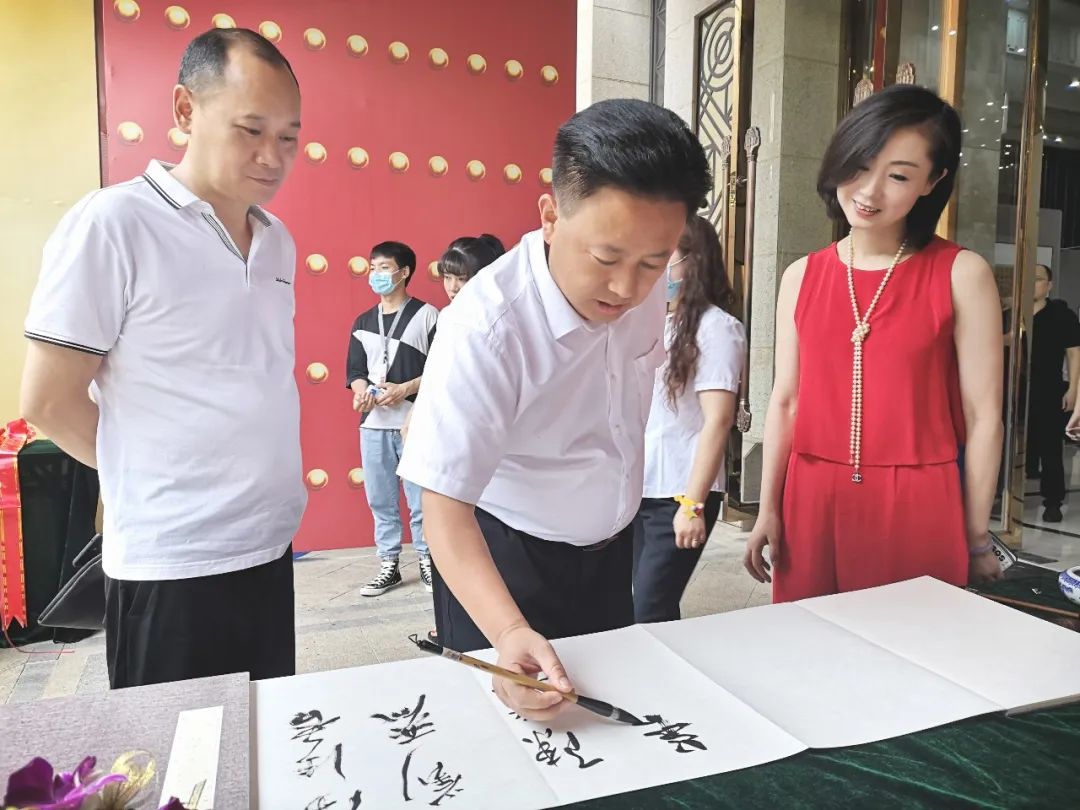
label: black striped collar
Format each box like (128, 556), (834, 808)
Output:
(142, 160), (272, 227)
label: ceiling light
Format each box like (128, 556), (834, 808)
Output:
(1070, 79), (1080, 89)
(931, 25), (940, 32)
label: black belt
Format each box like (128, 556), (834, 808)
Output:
(579, 526), (630, 552)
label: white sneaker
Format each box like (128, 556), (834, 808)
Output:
(360, 559), (402, 597)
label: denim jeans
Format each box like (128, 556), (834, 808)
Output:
(359, 428), (427, 559)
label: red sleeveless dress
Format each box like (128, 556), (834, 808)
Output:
(774, 237), (969, 602)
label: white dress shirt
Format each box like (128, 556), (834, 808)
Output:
(642, 306), (746, 498)
(397, 229), (666, 546)
(25, 160), (306, 580)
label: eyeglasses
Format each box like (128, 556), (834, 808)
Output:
(668, 254), (691, 270)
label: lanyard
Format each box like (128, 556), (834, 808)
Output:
(377, 298), (410, 371)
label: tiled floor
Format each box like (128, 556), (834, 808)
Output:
(1, 523), (769, 706)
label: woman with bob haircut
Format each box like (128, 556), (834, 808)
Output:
(744, 84), (1004, 599)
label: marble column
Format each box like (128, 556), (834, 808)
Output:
(577, 0), (653, 109)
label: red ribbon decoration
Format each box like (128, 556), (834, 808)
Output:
(0, 418), (35, 630)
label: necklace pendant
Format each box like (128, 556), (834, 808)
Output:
(852, 472), (863, 484)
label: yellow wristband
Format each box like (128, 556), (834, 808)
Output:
(674, 495), (703, 519)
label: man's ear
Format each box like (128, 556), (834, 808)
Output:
(538, 193), (558, 243)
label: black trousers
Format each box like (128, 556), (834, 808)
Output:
(1027, 389), (1067, 506)
(631, 492), (724, 623)
(430, 509), (634, 652)
(104, 546), (295, 689)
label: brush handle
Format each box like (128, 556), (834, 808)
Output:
(443, 648), (580, 703)
(976, 592), (1080, 619)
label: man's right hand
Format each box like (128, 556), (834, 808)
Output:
(352, 388), (377, 413)
(493, 623), (573, 722)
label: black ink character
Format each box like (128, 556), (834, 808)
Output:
(563, 731), (604, 769)
(334, 743), (345, 779)
(402, 749), (464, 806)
(401, 750), (415, 802)
(297, 754), (330, 779)
(373, 694), (436, 744)
(304, 796), (337, 810)
(418, 762), (464, 806)
(642, 715), (708, 753)
(522, 728), (561, 766)
(290, 709), (343, 778)
(348, 789), (362, 809)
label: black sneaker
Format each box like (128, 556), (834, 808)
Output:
(1043, 504), (1064, 523)
(360, 559), (402, 596)
(419, 555), (433, 594)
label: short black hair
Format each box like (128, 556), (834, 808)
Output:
(817, 84), (961, 250)
(178, 28), (297, 93)
(552, 99), (711, 218)
(371, 241), (417, 286)
(438, 236), (505, 280)
(1037, 264), (1052, 282)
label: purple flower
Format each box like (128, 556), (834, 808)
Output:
(159, 799), (187, 810)
(4, 756), (127, 809)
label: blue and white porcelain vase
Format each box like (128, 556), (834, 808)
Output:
(1059, 565), (1080, 607)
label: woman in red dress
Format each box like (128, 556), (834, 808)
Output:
(745, 84), (1004, 599)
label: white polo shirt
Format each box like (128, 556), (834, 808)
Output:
(643, 306), (746, 498)
(397, 229), (666, 546)
(24, 160), (306, 580)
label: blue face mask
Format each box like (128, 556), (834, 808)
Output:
(369, 269), (400, 296)
(666, 255), (689, 302)
(665, 272), (683, 302)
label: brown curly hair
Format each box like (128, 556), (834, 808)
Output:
(664, 215), (738, 406)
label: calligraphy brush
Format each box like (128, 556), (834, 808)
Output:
(970, 591), (1080, 619)
(408, 634), (644, 725)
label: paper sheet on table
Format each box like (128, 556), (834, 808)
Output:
(797, 576), (1080, 712)
(252, 578), (1080, 809)
(254, 658), (555, 810)
(158, 706), (224, 810)
(644, 602), (1001, 748)
(468, 625), (806, 806)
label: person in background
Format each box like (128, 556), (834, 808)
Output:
(745, 85), (1004, 598)
(633, 214), (745, 623)
(439, 235), (506, 302)
(346, 241), (439, 596)
(20, 28), (306, 688)
(1026, 264), (1080, 522)
(415, 233), (508, 643)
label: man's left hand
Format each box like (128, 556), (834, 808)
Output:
(376, 382), (410, 407)
(673, 509), (706, 550)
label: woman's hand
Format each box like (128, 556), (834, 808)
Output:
(744, 511), (782, 583)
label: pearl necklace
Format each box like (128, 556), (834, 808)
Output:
(845, 235), (907, 484)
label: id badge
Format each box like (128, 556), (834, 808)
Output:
(369, 358), (387, 385)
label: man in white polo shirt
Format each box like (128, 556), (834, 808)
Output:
(398, 99), (711, 719)
(20, 29), (305, 688)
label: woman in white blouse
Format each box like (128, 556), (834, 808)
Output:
(633, 214), (747, 623)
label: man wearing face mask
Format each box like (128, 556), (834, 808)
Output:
(346, 241), (439, 595)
